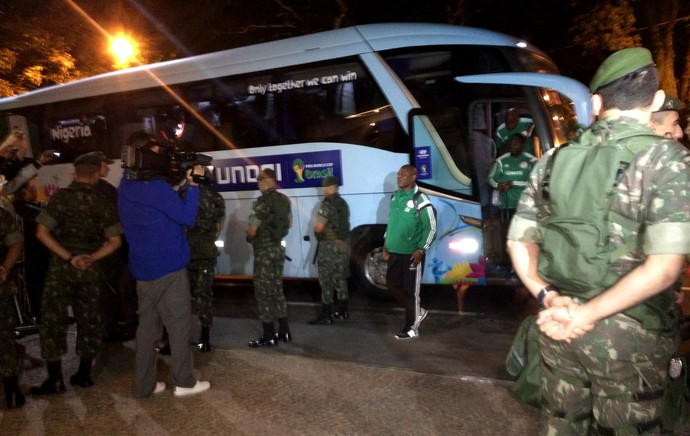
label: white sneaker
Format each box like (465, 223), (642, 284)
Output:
(394, 327), (419, 341)
(415, 308), (428, 329)
(153, 381), (166, 394)
(174, 380), (211, 397)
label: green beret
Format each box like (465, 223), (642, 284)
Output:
(257, 168), (276, 181)
(322, 175), (339, 187)
(654, 95), (683, 112)
(589, 47), (654, 93)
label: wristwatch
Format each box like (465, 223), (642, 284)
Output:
(537, 285), (559, 309)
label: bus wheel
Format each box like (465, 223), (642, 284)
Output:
(351, 228), (389, 300)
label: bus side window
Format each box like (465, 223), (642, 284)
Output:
(215, 98), (280, 149)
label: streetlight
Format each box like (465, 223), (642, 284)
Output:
(110, 33), (138, 69)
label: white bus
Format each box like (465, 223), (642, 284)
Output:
(0, 23), (592, 297)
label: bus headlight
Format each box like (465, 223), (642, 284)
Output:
(448, 238), (479, 253)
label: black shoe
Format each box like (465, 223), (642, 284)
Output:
(248, 336), (278, 347)
(197, 341), (212, 352)
(3, 376), (25, 409)
(308, 315), (333, 325)
(69, 372), (94, 388)
(275, 332), (292, 342)
(156, 343), (171, 355)
(333, 310), (350, 320)
(30, 378), (66, 395)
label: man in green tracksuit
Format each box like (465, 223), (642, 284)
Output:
(382, 164), (436, 340)
(494, 108), (533, 156)
(488, 134), (536, 220)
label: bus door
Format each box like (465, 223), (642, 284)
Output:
(410, 73), (591, 287)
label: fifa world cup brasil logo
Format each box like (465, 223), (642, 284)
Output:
(292, 158), (306, 182)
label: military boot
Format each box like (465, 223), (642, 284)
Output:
(248, 322), (278, 347)
(333, 300), (350, 320)
(3, 376), (25, 409)
(69, 357), (94, 388)
(198, 326), (212, 352)
(308, 304), (333, 325)
(276, 317), (292, 342)
(30, 360), (66, 395)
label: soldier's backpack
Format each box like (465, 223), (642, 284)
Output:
(537, 128), (673, 329)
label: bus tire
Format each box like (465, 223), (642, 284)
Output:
(349, 225), (390, 300)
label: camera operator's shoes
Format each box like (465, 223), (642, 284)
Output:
(153, 382), (166, 395)
(248, 336), (278, 347)
(174, 380), (210, 397)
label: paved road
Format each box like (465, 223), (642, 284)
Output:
(1, 283), (543, 435)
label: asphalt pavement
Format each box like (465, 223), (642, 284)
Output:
(0, 283), (542, 435)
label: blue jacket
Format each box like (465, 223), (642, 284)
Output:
(118, 176), (199, 281)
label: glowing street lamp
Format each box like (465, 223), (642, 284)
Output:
(110, 34), (138, 69)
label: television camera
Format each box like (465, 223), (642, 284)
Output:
(121, 130), (213, 184)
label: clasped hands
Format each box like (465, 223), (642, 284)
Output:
(537, 294), (595, 342)
(69, 254), (94, 271)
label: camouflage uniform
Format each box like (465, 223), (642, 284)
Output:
(36, 181), (123, 360)
(509, 118), (690, 434)
(187, 185), (225, 329)
(0, 207), (24, 378)
(315, 193), (350, 305)
(250, 187), (291, 323)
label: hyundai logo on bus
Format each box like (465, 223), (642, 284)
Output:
(212, 150), (343, 192)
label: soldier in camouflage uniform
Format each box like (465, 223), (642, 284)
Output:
(187, 183), (225, 352)
(246, 168), (292, 347)
(31, 153), (123, 395)
(507, 48), (690, 434)
(308, 175), (350, 325)
(0, 206), (25, 408)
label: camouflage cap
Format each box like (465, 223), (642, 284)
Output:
(654, 95), (683, 112)
(74, 152), (110, 166)
(257, 168), (276, 181)
(322, 175), (340, 187)
(589, 47), (654, 93)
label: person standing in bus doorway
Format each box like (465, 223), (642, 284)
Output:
(382, 164), (436, 340)
(494, 108), (533, 156)
(488, 134), (536, 222)
(118, 133), (210, 398)
(508, 48), (690, 435)
(246, 168), (292, 347)
(186, 177), (225, 352)
(0, 204), (25, 408)
(31, 153), (123, 395)
(308, 175), (350, 325)
(650, 95), (684, 140)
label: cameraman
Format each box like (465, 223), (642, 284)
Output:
(118, 132), (210, 398)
